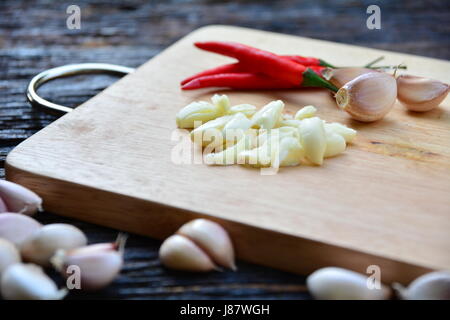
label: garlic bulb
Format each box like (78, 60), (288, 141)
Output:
(177, 219), (236, 270)
(307, 267), (391, 300)
(0, 238), (21, 275)
(397, 75), (449, 112)
(0, 213), (42, 246)
(251, 100), (285, 129)
(21, 223), (87, 266)
(159, 235), (217, 272)
(0, 196), (7, 213)
(336, 72), (397, 122)
(51, 235), (126, 291)
(325, 67), (377, 89)
(1, 263), (66, 300)
(299, 117), (327, 165)
(0, 180), (43, 215)
(394, 271), (450, 300)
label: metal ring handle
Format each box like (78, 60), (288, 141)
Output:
(26, 63), (135, 114)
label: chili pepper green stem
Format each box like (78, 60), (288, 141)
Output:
(302, 68), (338, 92)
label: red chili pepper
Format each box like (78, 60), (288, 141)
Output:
(182, 73), (298, 90)
(193, 42), (337, 91)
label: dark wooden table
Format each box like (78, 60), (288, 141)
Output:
(1, 0), (449, 300)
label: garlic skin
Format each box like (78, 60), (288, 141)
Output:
(336, 72), (397, 122)
(159, 235), (217, 272)
(251, 100), (285, 129)
(325, 67), (377, 89)
(0, 180), (43, 215)
(52, 238), (125, 291)
(299, 117), (327, 165)
(397, 75), (449, 112)
(1, 263), (66, 300)
(0, 238), (21, 275)
(0, 196), (7, 213)
(307, 267), (391, 300)
(21, 223), (87, 266)
(294, 105), (317, 120)
(394, 271), (450, 300)
(229, 104), (257, 118)
(0, 213), (42, 247)
(177, 219), (236, 270)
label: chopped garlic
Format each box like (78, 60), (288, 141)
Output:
(295, 105), (317, 120)
(229, 104), (257, 118)
(324, 132), (346, 158)
(324, 122), (357, 143)
(190, 115), (233, 147)
(176, 101), (223, 129)
(278, 119), (302, 128)
(205, 132), (256, 165)
(299, 117), (326, 165)
(251, 100), (284, 129)
(211, 94), (231, 114)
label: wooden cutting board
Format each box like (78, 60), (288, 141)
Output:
(6, 26), (450, 284)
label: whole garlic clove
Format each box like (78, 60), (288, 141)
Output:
(299, 117), (327, 165)
(307, 267), (391, 300)
(294, 105), (317, 120)
(177, 219), (236, 270)
(394, 271), (450, 300)
(324, 67), (377, 89)
(0, 180), (43, 215)
(228, 104), (257, 118)
(21, 223), (87, 266)
(0, 238), (21, 275)
(251, 100), (285, 129)
(0, 213), (42, 247)
(396, 75), (449, 112)
(335, 72), (397, 122)
(1, 263), (67, 300)
(0, 196), (7, 213)
(159, 235), (217, 272)
(176, 101), (224, 129)
(51, 235), (126, 291)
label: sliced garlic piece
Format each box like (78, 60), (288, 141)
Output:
(324, 132), (346, 158)
(295, 105), (317, 120)
(251, 100), (284, 129)
(211, 94), (231, 114)
(299, 117), (326, 165)
(228, 104), (256, 118)
(176, 101), (223, 129)
(190, 115), (233, 147)
(324, 122), (357, 143)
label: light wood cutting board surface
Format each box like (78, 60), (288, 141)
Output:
(6, 26), (450, 284)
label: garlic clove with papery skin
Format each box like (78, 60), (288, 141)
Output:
(159, 235), (218, 272)
(394, 271), (450, 300)
(0, 180), (43, 215)
(307, 267), (391, 300)
(0, 263), (67, 300)
(177, 219), (236, 270)
(0, 238), (21, 275)
(51, 235), (126, 291)
(324, 67), (378, 89)
(396, 75), (449, 112)
(20, 223), (87, 266)
(0, 213), (42, 247)
(335, 72), (397, 122)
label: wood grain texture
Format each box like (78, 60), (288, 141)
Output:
(1, 0), (449, 300)
(6, 25), (450, 286)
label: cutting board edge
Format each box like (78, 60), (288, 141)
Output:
(5, 160), (435, 284)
